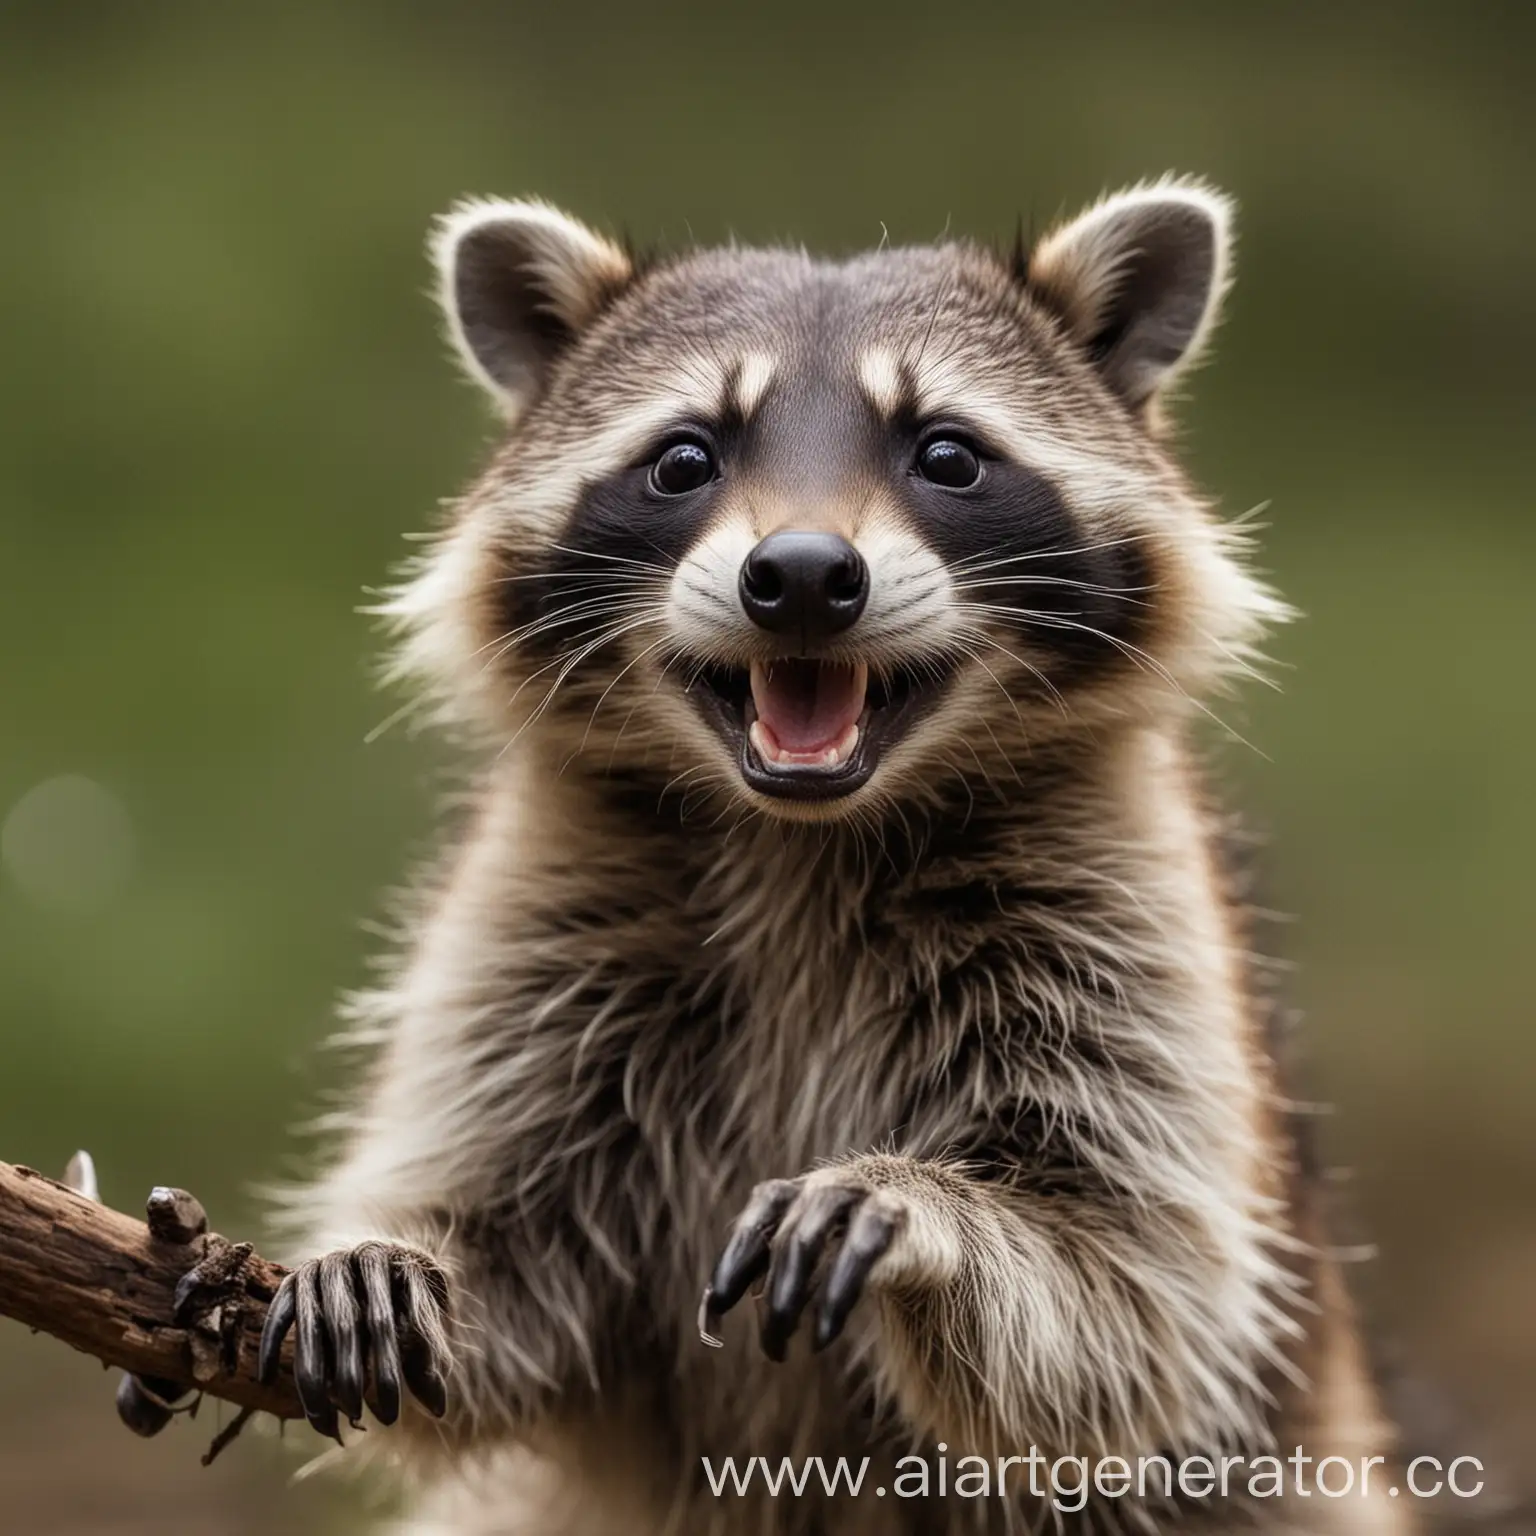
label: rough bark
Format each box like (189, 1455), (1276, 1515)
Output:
(0, 1160), (301, 1421)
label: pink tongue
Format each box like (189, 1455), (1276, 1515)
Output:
(751, 661), (865, 753)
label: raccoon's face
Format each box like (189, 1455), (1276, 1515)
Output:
(397, 182), (1283, 821)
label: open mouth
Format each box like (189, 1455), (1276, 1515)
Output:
(686, 656), (946, 801)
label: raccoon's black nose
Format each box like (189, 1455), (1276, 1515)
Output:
(739, 531), (869, 644)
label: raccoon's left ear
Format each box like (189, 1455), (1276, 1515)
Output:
(431, 198), (634, 418)
(1025, 179), (1233, 414)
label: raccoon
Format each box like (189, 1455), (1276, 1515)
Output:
(251, 179), (1414, 1535)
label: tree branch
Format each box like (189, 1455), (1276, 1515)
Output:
(0, 1159), (302, 1423)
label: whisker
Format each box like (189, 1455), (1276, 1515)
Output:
(546, 545), (672, 575)
(490, 570), (663, 588)
(479, 593), (662, 667)
(572, 633), (677, 758)
(946, 634), (1034, 732)
(500, 612), (664, 729)
(953, 576), (1156, 603)
(950, 621), (1070, 719)
(476, 599), (651, 672)
(948, 535), (1147, 574)
(504, 620), (667, 758)
(967, 606), (1263, 754)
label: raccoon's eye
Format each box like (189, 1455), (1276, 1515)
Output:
(915, 437), (982, 489)
(650, 441), (717, 496)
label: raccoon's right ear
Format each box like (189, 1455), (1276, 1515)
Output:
(431, 198), (634, 418)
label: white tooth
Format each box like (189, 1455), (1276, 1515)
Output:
(749, 719), (777, 762)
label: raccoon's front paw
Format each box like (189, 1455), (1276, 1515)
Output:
(258, 1241), (450, 1439)
(700, 1172), (908, 1361)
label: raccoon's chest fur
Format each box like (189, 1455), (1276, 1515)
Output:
(473, 782), (1158, 1425)
(505, 827), (947, 1263)
(487, 872), (944, 1478)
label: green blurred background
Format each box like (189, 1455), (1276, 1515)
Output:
(1, 1), (1531, 1528)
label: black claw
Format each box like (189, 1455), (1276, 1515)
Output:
(308, 1398), (342, 1442)
(711, 1231), (773, 1321)
(396, 1260), (450, 1417)
(761, 1186), (861, 1361)
(401, 1339), (448, 1418)
(760, 1239), (814, 1361)
(758, 1310), (792, 1361)
(356, 1244), (402, 1426)
(258, 1271), (297, 1385)
(319, 1252), (365, 1425)
(708, 1180), (798, 1316)
(813, 1205), (896, 1352)
(293, 1265), (341, 1442)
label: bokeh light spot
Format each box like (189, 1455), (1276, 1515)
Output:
(1, 774), (136, 914)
